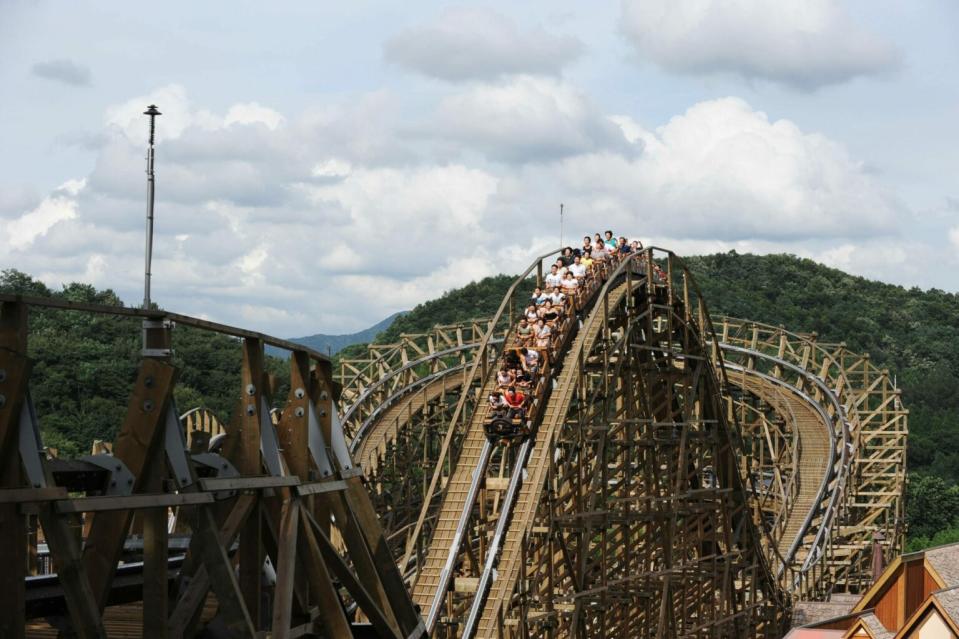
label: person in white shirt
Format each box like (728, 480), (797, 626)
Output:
(548, 287), (566, 306)
(544, 265), (563, 288)
(569, 255), (586, 279)
(560, 272), (579, 291)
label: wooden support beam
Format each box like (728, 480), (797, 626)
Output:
(168, 495), (256, 637)
(0, 302), (31, 639)
(228, 337), (269, 629)
(82, 358), (178, 612)
(270, 498), (300, 639)
(296, 506), (355, 638)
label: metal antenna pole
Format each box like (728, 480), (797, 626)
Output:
(143, 104), (161, 310)
(559, 202), (564, 249)
(140, 105), (172, 359)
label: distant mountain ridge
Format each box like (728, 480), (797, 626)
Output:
(283, 311), (407, 356)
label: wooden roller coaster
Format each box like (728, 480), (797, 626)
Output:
(339, 248), (907, 637)
(0, 245), (906, 638)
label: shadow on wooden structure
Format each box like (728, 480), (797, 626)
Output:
(0, 294), (424, 638)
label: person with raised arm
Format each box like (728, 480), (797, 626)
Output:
(519, 346), (540, 375)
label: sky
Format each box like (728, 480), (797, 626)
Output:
(1, 0), (957, 336)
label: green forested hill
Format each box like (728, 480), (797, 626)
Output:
(4, 251), (959, 546)
(336, 275), (533, 360)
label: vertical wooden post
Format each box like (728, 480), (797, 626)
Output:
(235, 338), (266, 628)
(142, 503), (169, 639)
(142, 320), (172, 639)
(0, 301), (29, 639)
(82, 357), (177, 611)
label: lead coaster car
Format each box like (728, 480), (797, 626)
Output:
(484, 415), (530, 444)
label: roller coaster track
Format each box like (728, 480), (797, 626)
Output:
(341, 251), (907, 636)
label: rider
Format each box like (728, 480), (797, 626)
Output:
(487, 391), (507, 418)
(503, 386), (526, 421)
(544, 264), (563, 289)
(604, 230), (618, 250)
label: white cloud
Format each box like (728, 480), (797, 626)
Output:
(105, 84), (285, 142)
(433, 76), (633, 162)
(553, 97), (900, 241)
(5, 178), (85, 249)
(304, 164), (498, 246)
(620, 0), (900, 89)
(950, 227), (959, 253)
(224, 103), (285, 130)
(385, 7), (583, 81)
(4, 85), (916, 337)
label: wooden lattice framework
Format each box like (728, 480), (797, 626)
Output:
(346, 250), (789, 637)
(0, 295), (424, 638)
(717, 318), (907, 596)
(337, 259), (908, 636)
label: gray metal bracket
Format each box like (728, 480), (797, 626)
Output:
(18, 391), (47, 489)
(191, 452), (239, 500)
(259, 396), (286, 478)
(164, 401), (195, 490)
(307, 402), (336, 479)
(78, 454), (135, 496)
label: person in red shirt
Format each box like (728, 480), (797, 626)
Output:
(503, 386), (526, 421)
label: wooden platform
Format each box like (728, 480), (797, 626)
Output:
(26, 595), (219, 638)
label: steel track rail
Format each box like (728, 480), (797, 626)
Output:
(425, 440), (493, 630)
(721, 345), (851, 579)
(461, 438), (532, 639)
(345, 340), (503, 454)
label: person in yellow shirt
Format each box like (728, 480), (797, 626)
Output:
(580, 248), (594, 270)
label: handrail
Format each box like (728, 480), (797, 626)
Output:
(717, 318), (858, 594)
(341, 339), (503, 434)
(0, 292), (331, 363)
(723, 358), (844, 577)
(400, 246), (562, 574)
(348, 362), (469, 456)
